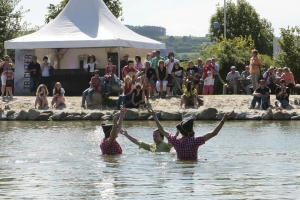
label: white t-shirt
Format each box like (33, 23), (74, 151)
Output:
(53, 88), (65, 99)
(41, 63), (50, 77)
(84, 62), (98, 72)
(204, 75), (214, 86)
(165, 58), (179, 74)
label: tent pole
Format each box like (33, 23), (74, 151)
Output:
(4, 49), (7, 56)
(118, 46), (121, 78)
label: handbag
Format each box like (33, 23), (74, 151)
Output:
(97, 84), (103, 93)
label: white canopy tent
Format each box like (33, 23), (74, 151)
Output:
(4, 0), (165, 75)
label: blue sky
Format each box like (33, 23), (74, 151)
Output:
(18, 0), (299, 37)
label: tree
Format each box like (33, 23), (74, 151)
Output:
(0, 0), (29, 58)
(209, 0), (274, 56)
(276, 27), (300, 83)
(45, 0), (123, 24)
(168, 36), (175, 43)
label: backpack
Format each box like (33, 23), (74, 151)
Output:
(87, 63), (97, 72)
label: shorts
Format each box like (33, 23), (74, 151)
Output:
(1, 75), (6, 85)
(6, 80), (13, 87)
(149, 79), (155, 85)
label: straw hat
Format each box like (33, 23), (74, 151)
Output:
(135, 82), (143, 89)
(124, 75), (132, 81)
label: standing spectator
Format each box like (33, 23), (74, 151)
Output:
(134, 55), (143, 71)
(116, 75), (134, 110)
(249, 79), (270, 109)
(84, 54), (99, 83)
(274, 79), (290, 110)
(223, 66), (241, 94)
(145, 61), (156, 97)
(122, 60), (138, 80)
(3, 67), (15, 98)
(27, 56), (41, 96)
(126, 83), (145, 108)
(240, 66), (252, 94)
(171, 62), (184, 95)
(196, 58), (204, 78)
(263, 66), (277, 94)
(103, 58), (116, 97)
(249, 49), (261, 92)
(143, 53), (152, 69)
(151, 50), (165, 72)
(155, 60), (168, 97)
(212, 58), (220, 94)
(281, 67), (295, 90)
(51, 82), (66, 109)
(204, 71), (213, 95)
(180, 81), (198, 109)
(120, 53), (129, 74)
(165, 52), (179, 97)
(40, 56), (53, 95)
(81, 70), (101, 107)
(186, 60), (199, 87)
(202, 59), (216, 94)
(35, 84), (49, 109)
(0, 57), (14, 99)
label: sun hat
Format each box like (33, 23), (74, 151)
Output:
(124, 75), (132, 81)
(176, 118), (194, 137)
(135, 82), (143, 89)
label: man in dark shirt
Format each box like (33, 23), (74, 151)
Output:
(145, 61), (156, 96)
(27, 56), (41, 95)
(120, 53), (129, 77)
(249, 79), (270, 109)
(274, 79), (290, 110)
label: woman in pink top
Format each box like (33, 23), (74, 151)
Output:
(0, 56), (14, 99)
(148, 108), (234, 160)
(3, 67), (15, 98)
(100, 108), (126, 155)
(134, 55), (143, 71)
(103, 58), (117, 97)
(281, 67), (295, 90)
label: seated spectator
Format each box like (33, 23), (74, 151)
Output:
(274, 79), (290, 110)
(186, 60), (199, 85)
(3, 67), (15, 98)
(81, 70), (101, 107)
(276, 68), (283, 77)
(249, 79), (270, 110)
(263, 66), (277, 94)
(171, 62), (184, 95)
(116, 75), (134, 109)
(180, 81), (198, 109)
(143, 53), (152, 69)
(223, 66), (241, 94)
(274, 68), (283, 85)
(35, 84), (49, 109)
(134, 55), (143, 71)
(281, 67), (295, 90)
(136, 75), (150, 102)
(204, 71), (213, 95)
(51, 82), (65, 109)
(122, 60), (138, 80)
(165, 52), (179, 97)
(126, 83), (145, 108)
(144, 61), (156, 97)
(240, 66), (252, 94)
(120, 128), (173, 152)
(103, 58), (116, 97)
(155, 60), (168, 97)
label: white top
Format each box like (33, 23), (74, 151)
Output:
(214, 64), (220, 74)
(53, 88), (65, 99)
(204, 75), (214, 85)
(41, 62), (50, 77)
(84, 62), (98, 72)
(143, 59), (152, 69)
(165, 58), (179, 74)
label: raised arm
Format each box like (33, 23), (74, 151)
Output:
(108, 116), (119, 146)
(116, 108), (126, 133)
(204, 111), (234, 142)
(120, 129), (140, 146)
(147, 109), (171, 138)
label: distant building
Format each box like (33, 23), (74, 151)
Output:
(273, 37), (282, 57)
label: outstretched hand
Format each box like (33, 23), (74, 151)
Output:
(147, 108), (156, 117)
(119, 128), (128, 136)
(222, 110), (235, 121)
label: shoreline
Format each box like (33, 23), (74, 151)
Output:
(1, 95), (300, 121)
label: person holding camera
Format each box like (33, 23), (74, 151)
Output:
(249, 79), (270, 110)
(274, 79), (290, 110)
(35, 84), (49, 109)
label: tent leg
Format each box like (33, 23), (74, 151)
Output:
(4, 49), (7, 56)
(118, 46), (121, 78)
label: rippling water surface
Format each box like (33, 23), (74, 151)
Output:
(0, 120), (300, 199)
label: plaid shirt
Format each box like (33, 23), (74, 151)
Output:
(167, 134), (205, 160)
(100, 138), (122, 155)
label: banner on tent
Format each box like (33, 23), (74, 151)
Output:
(14, 49), (35, 95)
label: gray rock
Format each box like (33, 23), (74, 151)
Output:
(82, 114), (91, 120)
(28, 109), (40, 120)
(216, 112), (237, 120)
(73, 115), (82, 120)
(160, 111), (181, 120)
(236, 112), (261, 120)
(37, 113), (52, 121)
(0, 112), (7, 120)
(7, 113), (17, 120)
(6, 110), (15, 116)
(50, 112), (69, 121)
(16, 110), (28, 120)
(124, 109), (139, 120)
(101, 115), (112, 120)
(138, 112), (151, 120)
(65, 115), (74, 120)
(90, 112), (104, 120)
(41, 110), (54, 115)
(291, 116), (300, 120)
(273, 111), (292, 120)
(262, 108), (273, 120)
(182, 112), (196, 120)
(148, 111), (161, 120)
(86, 92), (103, 105)
(196, 108), (218, 120)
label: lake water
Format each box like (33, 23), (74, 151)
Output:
(0, 120), (300, 199)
